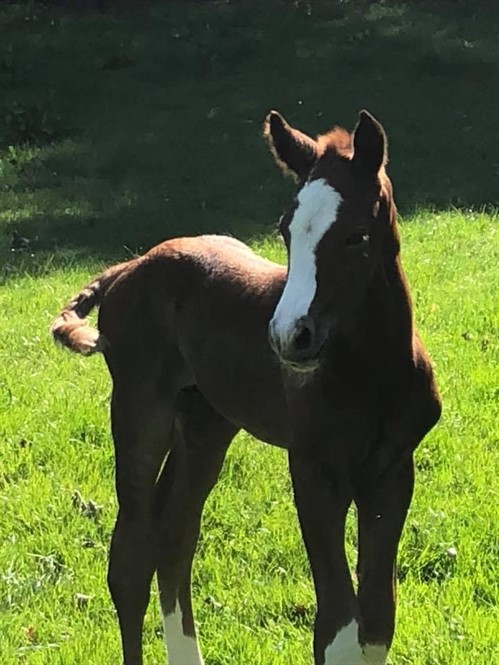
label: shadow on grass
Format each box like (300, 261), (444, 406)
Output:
(1, 0), (498, 273)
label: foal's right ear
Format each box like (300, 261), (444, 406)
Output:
(352, 110), (387, 175)
(264, 111), (318, 180)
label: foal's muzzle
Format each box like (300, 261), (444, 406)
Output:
(268, 315), (320, 371)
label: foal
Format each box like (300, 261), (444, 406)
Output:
(52, 110), (441, 665)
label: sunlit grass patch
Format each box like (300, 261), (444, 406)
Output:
(1, 210), (497, 664)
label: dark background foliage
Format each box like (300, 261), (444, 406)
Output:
(1, 0), (498, 259)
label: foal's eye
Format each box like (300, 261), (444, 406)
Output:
(345, 229), (369, 246)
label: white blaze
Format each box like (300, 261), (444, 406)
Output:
(162, 601), (204, 665)
(324, 620), (388, 665)
(271, 178), (342, 344)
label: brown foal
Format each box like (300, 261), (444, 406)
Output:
(51, 109), (441, 664)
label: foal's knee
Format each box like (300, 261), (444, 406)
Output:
(107, 513), (158, 594)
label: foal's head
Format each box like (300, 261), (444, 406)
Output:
(265, 110), (398, 372)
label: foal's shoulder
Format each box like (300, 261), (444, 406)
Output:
(408, 330), (442, 430)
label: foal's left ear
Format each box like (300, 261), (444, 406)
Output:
(264, 110), (319, 180)
(352, 110), (387, 175)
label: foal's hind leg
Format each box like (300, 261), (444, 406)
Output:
(153, 388), (238, 665)
(107, 376), (178, 665)
(355, 456), (415, 664)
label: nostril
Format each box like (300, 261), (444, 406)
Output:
(293, 325), (312, 352)
(292, 317), (315, 354)
(270, 316), (319, 364)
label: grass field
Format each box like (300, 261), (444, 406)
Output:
(0, 1), (498, 664)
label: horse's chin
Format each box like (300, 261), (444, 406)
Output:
(282, 358), (320, 375)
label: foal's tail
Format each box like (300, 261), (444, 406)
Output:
(50, 261), (130, 356)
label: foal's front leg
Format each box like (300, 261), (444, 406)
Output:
(289, 448), (358, 665)
(355, 456), (415, 664)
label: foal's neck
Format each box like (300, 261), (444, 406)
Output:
(348, 256), (414, 362)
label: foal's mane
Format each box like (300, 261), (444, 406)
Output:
(319, 126), (392, 203)
(317, 127), (353, 158)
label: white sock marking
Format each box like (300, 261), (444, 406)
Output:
(362, 643), (388, 664)
(324, 620), (362, 664)
(162, 601), (204, 665)
(324, 620), (388, 664)
(271, 178), (342, 344)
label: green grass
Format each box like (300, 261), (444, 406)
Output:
(0, 1), (498, 664)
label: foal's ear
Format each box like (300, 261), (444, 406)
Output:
(264, 110), (318, 180)
(352, 110), (387, 175)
